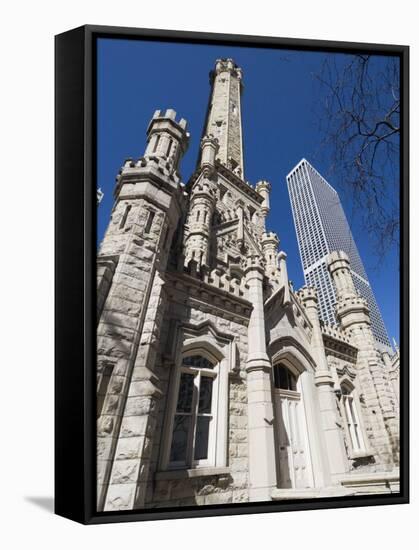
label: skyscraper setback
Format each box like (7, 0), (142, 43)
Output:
(286, 158), (391, 352)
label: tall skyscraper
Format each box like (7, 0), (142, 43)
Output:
(286, 158), (391, 352)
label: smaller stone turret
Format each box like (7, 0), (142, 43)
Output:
(144, 109), (189, 172)
(183, 134), (220, 272)
(115, 109), (190, 201)
(200, 134), (219, 176)
(255, 180), (271, 218)
(261, 232), (279, 272)
(327, 250), (371, 331)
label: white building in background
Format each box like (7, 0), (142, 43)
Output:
(286, 159), (392, 353)
(96, 60), (400, 512)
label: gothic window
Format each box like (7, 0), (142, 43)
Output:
(339, 383), (366, 454)
(144, 210), (155, 234)
(152, 134), (160, 153)
(119, 204), (131, 229)
(168, 354), (218, 468)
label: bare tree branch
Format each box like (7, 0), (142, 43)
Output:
(313, 54), (400, 262)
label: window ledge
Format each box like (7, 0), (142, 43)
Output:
(155, 467), (230, 481)
(349, 451), (375, 460)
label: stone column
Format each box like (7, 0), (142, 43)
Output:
(298, 286), (348, 482)
(245, 255), (277, 501)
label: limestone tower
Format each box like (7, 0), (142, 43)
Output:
(96, 59), (400, 513)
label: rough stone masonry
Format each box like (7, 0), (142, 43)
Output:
(96, 59), (400, 511)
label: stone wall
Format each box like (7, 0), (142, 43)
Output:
(97, 196), (172, 510)
(141, 289), (251, 507)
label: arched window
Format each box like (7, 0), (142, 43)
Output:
(339, 383), (365, 453)
(168, 354), (218, 468)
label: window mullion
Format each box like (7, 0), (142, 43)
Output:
(188, 370), (200, 467)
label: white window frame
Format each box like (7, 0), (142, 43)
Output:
(339, 382), (367, 457)
(168, 357), (219, 469)
(159, 341), (229, 472)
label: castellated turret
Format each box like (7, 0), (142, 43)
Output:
(327, 250), (371, 331)
(144, 109), (189, 172)
(297, 285), (318, 307)
(261, 231), (279, 277)
(200, 134), (219, 176)
(256, 180), (271, 218)
(183, 135), (219, 273)
(114, 108), (190, 202)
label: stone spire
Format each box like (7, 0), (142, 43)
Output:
(203, 58), (244, 178)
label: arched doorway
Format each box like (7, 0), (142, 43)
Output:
(273, 363), (313, 489)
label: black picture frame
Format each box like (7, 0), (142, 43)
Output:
(55, 24), (409, 525)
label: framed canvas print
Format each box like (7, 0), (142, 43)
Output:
(55, 25), (409, 524)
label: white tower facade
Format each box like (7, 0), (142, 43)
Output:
(286, 158), (391, 352)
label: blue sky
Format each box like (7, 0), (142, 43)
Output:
(97, 38), (400, 342)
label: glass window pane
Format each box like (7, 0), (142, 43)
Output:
(194, 416), (211, 460)
(170, 415), (191, 462)
(198, 377), (213, 413)
(274, 365), (298, 390)
(278, 366), (288, 389)
(289, 372), (297, 391)
(176, 372), (194, 413)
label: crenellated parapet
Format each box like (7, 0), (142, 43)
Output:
(243, 253), (266, 275)
(297, 285), (318, 304)
(334, 295), (371, 327)
(145, 109), (189, 167)
(212, 58), (243, 82)
(205, 267), (249, 298)
(321, 321), (352, 345)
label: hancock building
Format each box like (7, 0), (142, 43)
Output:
(96, 59), (400, 512)
(286, 158), (392, 353)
